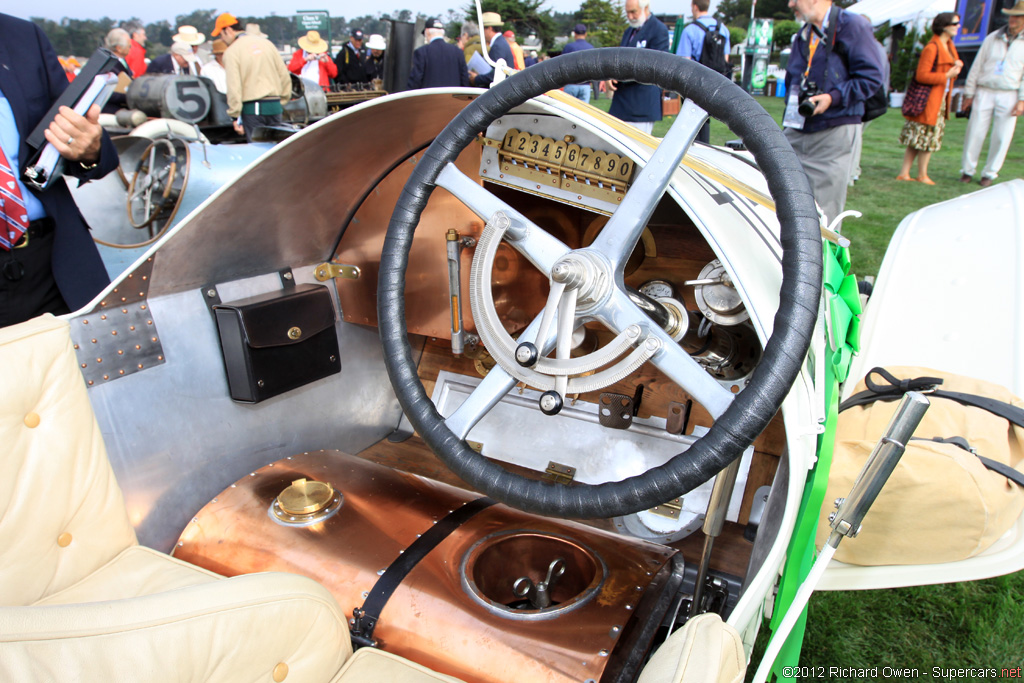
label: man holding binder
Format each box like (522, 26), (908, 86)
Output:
(0, 13), (117, 328)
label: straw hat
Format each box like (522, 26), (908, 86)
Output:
(173, 25), (205, 45)
(481, 12), (503, 27)
(298, 30), (329, 54)
(211, 38), (227, 55)
(1004, 0), (1024, 15)
(366, 34), (387, 51)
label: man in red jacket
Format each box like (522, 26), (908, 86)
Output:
(124, 21), (147, 77)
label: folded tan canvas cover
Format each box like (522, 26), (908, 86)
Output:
(816, 367), (1024, 565)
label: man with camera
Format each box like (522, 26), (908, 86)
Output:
(783, 0), (884, 223)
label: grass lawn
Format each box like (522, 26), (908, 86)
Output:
(589, 92), (1024, 678)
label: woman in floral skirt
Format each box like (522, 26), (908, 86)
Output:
(896, 12), (963, 184)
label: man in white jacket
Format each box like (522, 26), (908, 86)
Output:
(960, 2), (1024, 187)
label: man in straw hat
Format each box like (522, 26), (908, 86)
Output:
(200, 39), (229, 94)
(959, 0), (1024, 187)
(408, 18), (469, 89)
(289, 30), (337, 88)
(173, 25), (206, 69)
(213, 12), (291, 141)
(470, 12), (515, 87)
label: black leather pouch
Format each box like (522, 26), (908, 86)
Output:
(213, 283), (340, 403)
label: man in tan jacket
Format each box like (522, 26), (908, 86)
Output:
(213, 12), (291, 141)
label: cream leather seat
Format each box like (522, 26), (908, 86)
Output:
(0, 315), (351, 681)
(0, 314), (744, 683)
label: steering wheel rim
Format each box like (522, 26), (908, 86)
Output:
(378, 48), (822, 518)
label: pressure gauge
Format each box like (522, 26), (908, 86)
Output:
(638, 279), (676, 300)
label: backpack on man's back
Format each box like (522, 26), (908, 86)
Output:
(691, 20), (731, 78)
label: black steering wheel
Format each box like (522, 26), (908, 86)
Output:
(378, 48), (821, 518)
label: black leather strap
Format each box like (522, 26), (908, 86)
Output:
(350, 497), (496, 646)
(840, 367), (1024, 429)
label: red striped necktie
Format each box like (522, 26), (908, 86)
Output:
(0, 145), (29, 251)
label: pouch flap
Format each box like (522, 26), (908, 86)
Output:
(215, 283), (336, 349)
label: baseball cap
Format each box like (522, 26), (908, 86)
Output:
(211, 12), (238, 37)
(424, 17), (444, 30)
(574, 23), (587, 34)
(351, 28), (364, 40)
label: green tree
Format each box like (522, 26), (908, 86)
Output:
(728, 25), (747, 48)
(772, 19), (800, 50)
(577, 0), (626, 48)
(174, 9), (219, 37)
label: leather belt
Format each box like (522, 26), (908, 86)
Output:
(13, 217), (55, 249)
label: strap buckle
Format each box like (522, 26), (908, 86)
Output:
(13, 231), (29, 249)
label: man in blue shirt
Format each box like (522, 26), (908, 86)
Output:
(606, 0), (670, 134)
(561, 24), (596, 103)
(677, 0), (730, 142)
(0, 12), (118, 327)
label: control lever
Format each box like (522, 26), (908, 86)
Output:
(446, 229), (478, 356)
(512, 558), (566, 609)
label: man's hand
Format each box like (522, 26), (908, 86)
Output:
(1014, 100), (1024, 117)
(233, 121), (245, 135)
(45, 104), (102, 164)
(809, 93), (832, 116)
(963, 96), (974, 111)
(606, 79), (618, 92)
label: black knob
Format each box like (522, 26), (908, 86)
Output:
(515, 341), (540, 367)
(539, 390), (563, 416)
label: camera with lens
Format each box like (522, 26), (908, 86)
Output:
(798, 81), (821, 118)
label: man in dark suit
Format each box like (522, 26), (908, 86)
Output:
(145, 42), (195, 75)
(470, 12), (515, 87)
(606, 0), (670, 134)
(408, 18), (469, 89)
(0, 13), (118, 327)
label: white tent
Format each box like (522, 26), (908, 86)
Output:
(847, 0), (957, 26)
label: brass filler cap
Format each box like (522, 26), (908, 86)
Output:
(277, 478), (335, 515)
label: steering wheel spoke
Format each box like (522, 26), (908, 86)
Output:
(436, 162), (570, 273)
(444, 363), (518, 440)
(593, 99), (708, 270)
(601, 289), (733, 419)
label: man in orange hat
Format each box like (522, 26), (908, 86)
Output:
(214, 12), (292, 140)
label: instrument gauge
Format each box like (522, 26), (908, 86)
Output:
(639, 279), (676, 300)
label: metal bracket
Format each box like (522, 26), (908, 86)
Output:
(544, 461), (576, 485)
(314, 262), (361, 281)
(648, 497), (683, 520)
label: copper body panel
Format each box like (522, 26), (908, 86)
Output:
(175, 450), (676, 683)
(332, 146), (488, 339)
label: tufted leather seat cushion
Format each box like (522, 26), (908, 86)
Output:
(0, 315), (137, 606)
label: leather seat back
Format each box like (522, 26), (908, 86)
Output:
(0, 315), (136, 606)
